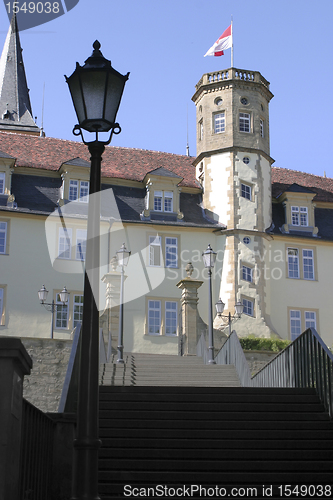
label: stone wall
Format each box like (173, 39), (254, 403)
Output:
(244, 350), (278, 376)
(21, 337), (73, 413)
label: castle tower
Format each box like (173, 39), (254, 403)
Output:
(192, 68), (275, 337)
(0, 15), (40, 135)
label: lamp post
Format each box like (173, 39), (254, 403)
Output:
(202, 244), (217, 364)
(65, 41), (129, 500)
(116, 243), (131, 363)
(215, 298), (244, 336)
(37, 285), (69, 339)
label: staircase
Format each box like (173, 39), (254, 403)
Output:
(100, 353), (241, 386)
(98, 355), (333, 499)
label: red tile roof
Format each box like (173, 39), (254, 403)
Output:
(1, 132), (333, 201)
(271, 167), (333, 202)
(0, 131), (198, 188)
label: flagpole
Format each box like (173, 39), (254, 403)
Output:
(231, 17), (234, 67)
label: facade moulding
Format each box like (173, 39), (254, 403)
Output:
(193, 147), (275, 167)
(214, 228), (274, 241)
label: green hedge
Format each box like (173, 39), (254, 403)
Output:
(239, 335), (291, 352)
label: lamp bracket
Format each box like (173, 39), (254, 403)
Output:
(72, 123), (121, 146)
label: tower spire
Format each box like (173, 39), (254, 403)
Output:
(0, 14), (40, 135)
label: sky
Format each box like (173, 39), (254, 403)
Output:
(1, 0), (333, 177)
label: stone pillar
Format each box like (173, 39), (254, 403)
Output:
(0, 337), (32, 500)
(177, 263), (203, 355)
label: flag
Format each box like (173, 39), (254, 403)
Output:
(204, 25), (232, 57)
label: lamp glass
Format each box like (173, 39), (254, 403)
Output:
(59, 286), (69, 304)
(215, 298), (225, 315)
(235, 301), (244, 317)
(38, 285), (48, 304)
(117, 243), (131, 267)
(202, 244), (217, 269)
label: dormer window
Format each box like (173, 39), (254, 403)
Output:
(154, 190), (173, 213)
(68, 180), (89, 203)
(291, 206), (308, 226)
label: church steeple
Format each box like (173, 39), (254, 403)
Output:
(0, 14), (40, 135)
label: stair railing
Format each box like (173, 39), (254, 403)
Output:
(252, 327), (333, 418)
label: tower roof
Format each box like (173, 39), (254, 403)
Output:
(0, 15), (40, 135)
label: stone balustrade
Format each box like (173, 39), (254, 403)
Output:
(195, 67), (270, 91)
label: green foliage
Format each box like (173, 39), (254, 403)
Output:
(239, 335), (291, 352)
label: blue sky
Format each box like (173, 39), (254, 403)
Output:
(1, 0), (333, 177)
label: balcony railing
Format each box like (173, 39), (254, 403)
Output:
(198, 327), (333, 418)
(195, 68), (270, 92)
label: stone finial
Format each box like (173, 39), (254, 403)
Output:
(185, 262), (194, 278)
(110, 255), (118, 272)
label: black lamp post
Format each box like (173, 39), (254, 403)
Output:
(37, 285), (69, 339)
(202, 244), (217, 364)
(116, 243), (131, 363)
(65, 41), (129, 500)
(215, 298), (244, 336)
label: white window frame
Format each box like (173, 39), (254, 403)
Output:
(291, 206), (308, 226)
(69, 180), (78, 202)
(287, 248), (299, 279)
(302, 249), (314, 280)
(164, 191), (173, 212)
(241, 183), (252, 201)
(149, 236), (162, 267)
(165, 237), (178, 268)
(73, 294), (84, 328)
(154, 191), (163, 211)
(214, 112), (225, 134)
(58, 227), (72, 260)
(0, 173), (5, 194)
(242, 265), (253, 282)
(55, 293), (69, 329)
(76, 229), (87, 261)
(305, 311), (316, 330)
(242, 298), (254, 317)
(0, 221), (7, 254)
(290, 310), (302, 341)
(154, 190), (174, 213)
(239, 112), (251, 133)
(79, 181), (89, 203)
(148, 300), (161, 335)
(165, 301), (178, 336)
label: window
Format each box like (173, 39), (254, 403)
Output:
(199, 120), (203, 141)
(154, 191), (163, 211)
(73, 295), (84, 328)
(165, 237), (178, 268)
(55, 293), (69, 329)
(242, 298), (254, 317)
(290, 310), (301, 341)
(58, 228), (72, 259)
(291, 206), (308, 226)
(287, 248), (299, 279)
(147, 299), (178, 336)
(289, 309), (317, 340)
(242, 265), (253, 282)
(164, 192), (173, 212)
(241, 183), (252, 201)
(239, 112), (250, 133)
(76, 229), (87, 261)
(0, 173), (5, 194)
(69, 180), (89, 203)
(0, 222), (7, 254)
(302, 249), (314, 280)
(214, 112), (225, 134)
(148, 234), (179, 268)
(165, 301), (178, 336)
(148, 300), (161, 335)
(154, 191), (173, 212)
(149, 236), (162, 266)
(260, 119), (264, 138)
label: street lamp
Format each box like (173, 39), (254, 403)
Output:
(215, 298), (244, 336)
(37, 285), (69, 339)
(202, 244), (217, 364)
(116, 243), (131, 363)
(65, 41), (129, 500)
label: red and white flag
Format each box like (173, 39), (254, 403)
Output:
(204, 25), (232, 57)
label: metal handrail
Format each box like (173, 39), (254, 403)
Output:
(198, 327), (333, 418)
(252, 328), (333, 417)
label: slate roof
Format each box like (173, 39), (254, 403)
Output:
(0, 132), (197, 188)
